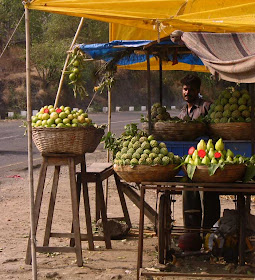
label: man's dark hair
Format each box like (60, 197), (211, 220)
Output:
(181, 74), (201, 90)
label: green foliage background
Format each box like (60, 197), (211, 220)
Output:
(0, 1), (232, 116)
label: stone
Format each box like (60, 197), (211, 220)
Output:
(96, 219), (130, 240)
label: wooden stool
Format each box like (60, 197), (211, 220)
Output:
(75, 162), (132, 247)
(25, 153), (90, 267)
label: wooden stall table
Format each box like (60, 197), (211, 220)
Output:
(136, 180), (255, 280)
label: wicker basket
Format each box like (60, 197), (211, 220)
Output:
(142, 122), (207, 141)
(182, 164), (246, 183)
(113, 164), (180, 183)
(208, 122), (251, 140)
(32, 126), (104, 155)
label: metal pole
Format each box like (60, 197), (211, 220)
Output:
(54, 17), (85, 108)
(146, 52), (152, 135)
(105, 88), (112, 209)
(25, 7), (37, 280)
(159, 57), (163, 106)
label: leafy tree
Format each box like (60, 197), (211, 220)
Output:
(30, 39), (70, 89)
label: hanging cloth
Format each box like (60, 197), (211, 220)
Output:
(182, 32), (255, 83)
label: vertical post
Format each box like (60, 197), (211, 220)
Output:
(159, 57), (163, 106)
(249, 83), (255, 154)
(237, 194), (246, 265)
(137, 186), (145, 280)
(247, 83), (255, 213)
(25, 7), (37, 280)
(146, 52), (151, 135)
(54, 17), (85, 108)
(105, 88), (112, 208)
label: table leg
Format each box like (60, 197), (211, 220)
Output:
(81, 158), (95, 251)
(43, 166), (60, 246)
(25, 157), (48, 265)
(237, 194), (246, 265)
(137, 185), (145, 280)
(69, 158), (83, 267)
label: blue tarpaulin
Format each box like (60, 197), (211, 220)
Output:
(78, 40), (204, 67)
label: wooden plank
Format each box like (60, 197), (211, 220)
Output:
(50, 233), (105, 241)
(36, 246), (75, 253)
(114, 174), (132, 228)
(140, 269), (255, 278)
(121, 184), (157, 225)
(86, 163), (113, 173)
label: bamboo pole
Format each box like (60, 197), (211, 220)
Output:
(105, 88), (112, 209)
(159, 57), (163, 106)
(54, 17), (85, 108)
(25, 7), (37, 280)
(146, 52), (152, 135)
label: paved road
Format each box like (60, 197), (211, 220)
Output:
(0, 110), (179, 172)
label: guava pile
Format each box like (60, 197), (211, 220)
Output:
(150, 103), (171, 121)
(184, 138), (247, 165)
(208, 87), (251, 123)
(112, 131), (181, 166)
(31, 105), (92, 128)
(142, 103), (204, 123)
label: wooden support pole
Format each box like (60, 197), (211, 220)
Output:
(159, 57), (163, 106)
(105, 88), (112, 209)
(25, 7), (37, 280)
(54, 17), (85, 108)
(146, 52), (152, 135)
(249, 83), (255, 154)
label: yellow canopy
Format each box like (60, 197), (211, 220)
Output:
(27, 0), (255, 35)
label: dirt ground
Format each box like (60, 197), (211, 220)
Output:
(1, 146), (255, 280)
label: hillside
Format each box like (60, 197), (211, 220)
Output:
(0, 45), (229, 119)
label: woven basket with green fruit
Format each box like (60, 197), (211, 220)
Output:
(141, 103), (206, 141)
(182, 138), (249, 183)
(31, 105), (105, 155)
(207, 87), (251, 140)
(103, 123), (181, 182)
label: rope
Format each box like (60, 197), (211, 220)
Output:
(0, 12), (25, 59)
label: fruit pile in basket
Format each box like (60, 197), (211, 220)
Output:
(103, 123), (182, 182)
(31, 105), (93, 128)
(108, 124), (181, 167)
(208, 87), (251, 123)
(182, 138), (250, 182)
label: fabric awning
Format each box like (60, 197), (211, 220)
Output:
(182, 32), (255, 83)
(27, 1), (255, 35)
(78, 39), (207, 72)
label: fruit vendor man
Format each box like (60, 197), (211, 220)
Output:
(178, 74), (220, 230)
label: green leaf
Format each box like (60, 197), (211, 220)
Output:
(208, 163), (220, 176)
(187, 164), (196, 180)
(243, 165), (255, 183)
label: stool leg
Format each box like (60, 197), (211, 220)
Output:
(95, 182), (101, 222)
(81, 160), (95, 251)
(70, 172), (82, 248)
(25, 158), (48, 265)
(43, 166), (60, 246)
(114, 173), (132, 228)
(69, 158), (83, 267)
(96, 177), (112, 249)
